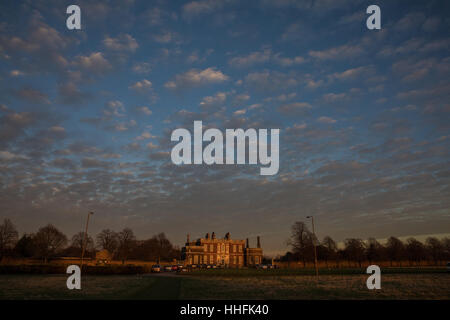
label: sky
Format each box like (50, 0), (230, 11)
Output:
(0, 0), (449, 256)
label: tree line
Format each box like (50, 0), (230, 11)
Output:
(281, 221), (450, 267)
(0, 219), (180, 263)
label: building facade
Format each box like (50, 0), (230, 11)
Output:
(181, 232), (263, 267)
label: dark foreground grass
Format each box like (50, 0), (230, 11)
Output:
(186, 267), (447, 277)
(0, 273), (448, 300)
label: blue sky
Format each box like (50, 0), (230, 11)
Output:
(1, 0), (449, 255)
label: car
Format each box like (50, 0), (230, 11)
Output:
(171, 265), (179, 271)
(164, 265), (172, 272)
(190, 264), (198, 269)
(177, 266), (188, 273)
(151, 264), (161, 273)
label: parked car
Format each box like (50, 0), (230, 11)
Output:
(164, 265), (172, 272)
(171, 265), (179, 271)
(177, 266), (188, 273)
(151, 264), (161, 273)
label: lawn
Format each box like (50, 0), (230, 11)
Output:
(0, 272), (448, 300)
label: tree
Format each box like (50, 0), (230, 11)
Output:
(426, 237), (444, 265)
(0, 218), (19, 261)
(287, 221), (314, 267)
(33, 224), (68, 262)
(96, 229), (119, 254)
(320, 236), (337, 268)
(385, 237), (405, 266)
(117, 228), (136, 264)
(344, 238), (366, 267)
(71, 232), (94, 251)
(366, 238), (384, 263)
(14, 234), (35, 258)
(405, 238), (426, 266)
(442, 237), (450, 261)
(70, 232), (94, 256)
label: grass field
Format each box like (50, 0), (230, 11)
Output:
(0, 272), (449, 300)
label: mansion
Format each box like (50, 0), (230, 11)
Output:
(181, 232), (263, 267)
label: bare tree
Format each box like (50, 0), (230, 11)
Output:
(117, 228), (136, 264)
(443, 237), (450, 261)
(287, 221), (314, 267)
(426, 237), (444, 265)
(33, 224), (68, 263)
(344, 238), (366, 267)
(14, 234), (35, 258)
(96, 229), (119, 254)
(405, 238), (426, 266)
(0, 219), (19, 261)
(321, 236), (337, 268)
(366, 238), (384, 264)
(71, 232), (94, 253)
(385, 236), (405, 266)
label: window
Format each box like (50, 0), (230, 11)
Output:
(217, 244), (221, 253)
(221, 243), (225, 253)
(239, 245), (242, 252)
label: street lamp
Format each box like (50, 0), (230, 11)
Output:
(80, 211), (94, 270)
(306, 216), (319, 280)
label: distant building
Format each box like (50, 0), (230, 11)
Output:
(181, 232), (263, 267)
(95, 249), (112, 265)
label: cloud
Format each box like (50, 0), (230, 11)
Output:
(244, 70), (299, 93)
(278, 102), (312, 115)
(129, 79), (153, 92)
(103, 33), (139, 52)
(323, 92), (347, 103)
(199, 92), (228, 109)
(136, 106), (152, 115)
(229, 49), (305, 68)
(309, 44), (363, 60)
(132, 62), (151, 74)
(229, 49), (271, 67)
(152, 31), (181, 44)
(165, 68), (229, 90)
(317, 116), (337, 124)
(182, 0), (227, 19)
(13, 87), (50, 104)
(10, 70), (24, 77)
(103, 100), (125, 117)
(233, 109), (246, 116)
(57, 82), (92, 105)
(73, 52), (112, 75)
(0, 150), (26, 161)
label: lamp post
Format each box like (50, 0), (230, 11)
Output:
(80, 211), (94, 270)
(306, 215), (319, 280)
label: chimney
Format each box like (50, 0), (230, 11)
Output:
(246, 238), (249, 248)
(212, 232), (216, 239)
(205, 233), (210, 239)
(257, 236), (261, 248)
(186, 233), (190, 244)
